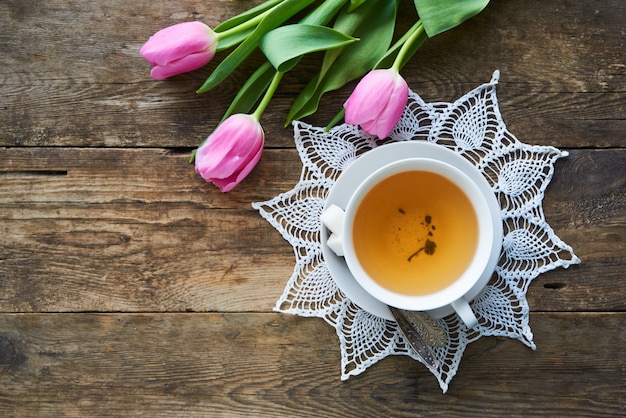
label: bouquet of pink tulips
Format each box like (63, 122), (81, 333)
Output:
(141, 0), (489, 192)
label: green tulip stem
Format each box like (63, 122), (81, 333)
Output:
(391, 20), (425, 72)
(252, 71), (284, 120)
(215, 4), (278, 41)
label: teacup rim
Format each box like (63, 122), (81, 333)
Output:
(342, 157), (496, 311)
(320, 141), (504, 320)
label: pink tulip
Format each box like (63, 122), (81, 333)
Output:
(343, 69), (409, 139)
(195, 114), (264, 192)
(140, 22), (217, 79)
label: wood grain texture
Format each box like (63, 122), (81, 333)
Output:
(1, 147), (624, 313)
(1, 0), (624, 148)
(0, 0), (624, 415)
(0, 312), (623, 417)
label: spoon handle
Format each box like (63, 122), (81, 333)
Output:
(389, 306), (438, 368)
(401, 310), (447, 347)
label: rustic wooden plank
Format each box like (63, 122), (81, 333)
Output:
(413, 0), (626, 94)
(0, 147), (301, 207)
(529, 149), (626, 312)
(1, 147), (624, 313)
(1, 0), (623, 414)
(0, 0), (624, 148)
(0, 147), (300, 312)
(0, 312), (622, 417)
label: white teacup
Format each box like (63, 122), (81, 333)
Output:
(321, 157), (500, 328)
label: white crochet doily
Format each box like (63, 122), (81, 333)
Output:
(252, 71), (580, 392)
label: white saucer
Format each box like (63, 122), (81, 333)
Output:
(321, 141), (503, 320)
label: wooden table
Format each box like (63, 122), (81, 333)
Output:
(1, 1), (624, 416)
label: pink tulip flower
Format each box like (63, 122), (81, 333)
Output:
(140, 22), (218, 79)
(195, 114), (264, 192)
(343, 69), (409, 139)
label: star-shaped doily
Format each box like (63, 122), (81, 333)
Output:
(253, 71), (580, 392)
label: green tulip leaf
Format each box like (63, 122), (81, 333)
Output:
(222, 61), (276, 121)
(301, 0), (347, 26)
(197, 0), (316, 94)
(215, 0), (284, 33)
(220, 0), (349, 117)
(374, 20), (427, 70)
(260, 25), (358, 72)
(286, 0), (399, 123)
(348, 0), (369, 12)
(414, 0), (489, 37)
(216, 28), (254, 51)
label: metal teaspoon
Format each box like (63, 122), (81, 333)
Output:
(388, 306), (446, 368)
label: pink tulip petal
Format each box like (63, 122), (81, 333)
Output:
(233, 142), (264, 183)
(360, 118), (379, 135)
(344, 70), (395, 124)
(195, 114), (264, 192)
(196, 116), (263, 179)
(142, 36), (214, 66)
(140, 21), (217, 78)
(343, 69), (409, 139)
(211, 145), (263, 192)
(149, 50), (215, 79)
(210, 177), (236, 193)
(141, 22), (212, 61)
(368, 77), (408, 138)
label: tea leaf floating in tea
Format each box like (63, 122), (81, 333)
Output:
(407, 239), (437, 261)
(424, 239), (436, 255)
(407, 214), (438, 261)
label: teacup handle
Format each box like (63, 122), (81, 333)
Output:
(451, 298), (479, 329)
(321, 204), (346, 256)
(323, 204), (481, 330)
